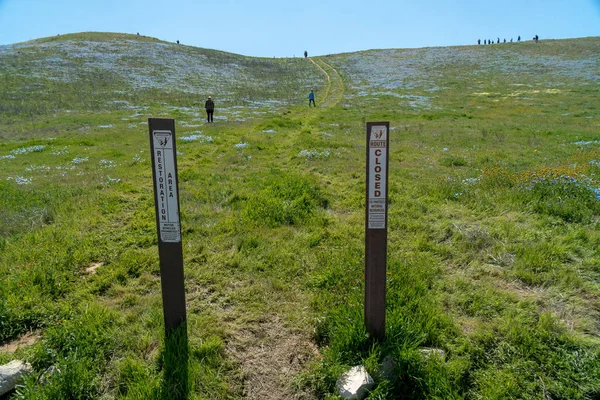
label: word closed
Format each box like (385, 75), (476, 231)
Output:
(367, 125), (388, 229)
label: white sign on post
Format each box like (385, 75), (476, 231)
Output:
(368, 125), (388, 229)
(152, 130), (181, 243)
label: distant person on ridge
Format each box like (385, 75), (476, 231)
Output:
(205, 96), (214, 123)
(304, 50), (308, 58)
(518, 35), (521, 42)
(308, 89), (316, 107)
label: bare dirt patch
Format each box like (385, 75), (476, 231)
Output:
(85, 262), (104, 275)
(227, 316), (318, 400)
(1, 332), (41, 353)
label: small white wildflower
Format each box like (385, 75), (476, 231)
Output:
(100, 159), (115, 168)
(72, 157), (89, 164)
(7, 176), (32, 185)
(298, 149), (330, 160)
(180, 134), (213, 143)
(11, 145), (45, 155)
(25, 165), (49, 172)
(51, 147), (69, 155)
(235, 142), (248, 149)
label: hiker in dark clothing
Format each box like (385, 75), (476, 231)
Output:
(205, 96), (214, 123)
(304, 50), (308, 58)
(308, 89), (316, 107)
(478, 39), (481, 45)
(518, 35), (521, 41)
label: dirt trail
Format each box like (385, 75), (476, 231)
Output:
(228, 316), (317, 400)
(308, 58), (345, 109)
(223, 57), (345, 400)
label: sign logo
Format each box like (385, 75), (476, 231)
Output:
(154, 132), (171, 147)
(370, 127), (387, 141)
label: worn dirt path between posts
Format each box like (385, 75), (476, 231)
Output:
(227, 58), (345, 400)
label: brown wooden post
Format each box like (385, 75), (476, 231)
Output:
(365, 122), (390, 340)
(149, 118), (187, 333)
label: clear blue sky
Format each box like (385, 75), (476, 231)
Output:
(1, 0), (598, 57)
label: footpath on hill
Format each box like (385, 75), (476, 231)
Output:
(308, 58), (345, 110)
(222, 57), (346, 400)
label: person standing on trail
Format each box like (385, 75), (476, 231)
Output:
(308, 89), (316, 107)
(205, 96), (214, 123)
(304, 50), (308, 58)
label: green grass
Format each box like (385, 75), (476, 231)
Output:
(1, 33), (599, 399)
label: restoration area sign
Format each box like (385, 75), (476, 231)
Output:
(365, 121), (390, 339)
(149, 118), (187, 332)
(151, 129), (181, 243)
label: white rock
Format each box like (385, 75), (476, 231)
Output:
(0, 360), (33, 396)
(336, 365), (375, 400)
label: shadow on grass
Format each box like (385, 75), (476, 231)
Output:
(161, 323), (189, 400)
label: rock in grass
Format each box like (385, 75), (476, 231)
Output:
(380, 355), (396, 379)
(336, 365), (375, 400)
(0, 360), (33, 396)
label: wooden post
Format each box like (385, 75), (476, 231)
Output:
(365, 122), (390, 339)
(148, 118), (187, 333)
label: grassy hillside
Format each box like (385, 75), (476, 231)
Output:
(0, 32), (599, 399)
